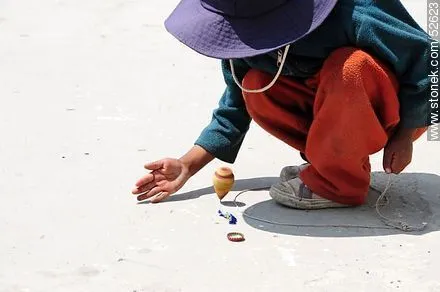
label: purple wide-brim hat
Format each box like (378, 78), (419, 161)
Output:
(165, 0), (338, 59)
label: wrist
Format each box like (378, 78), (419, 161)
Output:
(179, 145), (214, 177)
(393, 126), (417, 141)
(178, 157), (194, 178)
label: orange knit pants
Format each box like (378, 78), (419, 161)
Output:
(242, 47), (425, 205)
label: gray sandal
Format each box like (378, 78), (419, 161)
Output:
(279, 163), (310, 182)
(270, 177), (349, 210)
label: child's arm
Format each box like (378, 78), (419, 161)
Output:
(180, 145), (215, 177)
(133, 60), (252, 202)
(194, 59), (252, 163)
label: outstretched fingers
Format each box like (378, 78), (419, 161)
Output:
(151, 192), (170, 203)
(133, 172), (167, 194)
(144, 160), (164, 171)
(137, 186), (164, 202)
(132, 181), (156, 195)
(135, 173), (154, 188)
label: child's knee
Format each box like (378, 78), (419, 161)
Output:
(319, 47), (399, 106)
(321, 47), (396, 85)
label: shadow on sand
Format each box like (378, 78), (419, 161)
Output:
(140, 172), (440, 238)
(138, 176), (279, 205)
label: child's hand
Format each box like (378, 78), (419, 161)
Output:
(383, 129), (414, 174)
(132, 158), (191, 203)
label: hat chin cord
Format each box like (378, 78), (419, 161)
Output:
(229, 45), (290, 93)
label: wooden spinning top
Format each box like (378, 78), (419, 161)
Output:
(213, 167), (235, 200)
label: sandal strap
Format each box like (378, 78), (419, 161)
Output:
(298, 182), (313, 200)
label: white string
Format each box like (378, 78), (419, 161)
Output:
(232, 174), (426, 232)
(229, 45), (290, 93)
(372, 175), (427, 232)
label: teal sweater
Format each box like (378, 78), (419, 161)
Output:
(195, 0), (431, 163)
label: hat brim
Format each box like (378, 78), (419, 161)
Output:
(165, 0), (338, 59)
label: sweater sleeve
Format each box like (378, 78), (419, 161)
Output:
(351, 1), (430, 128)
(194, 59), (251, 163)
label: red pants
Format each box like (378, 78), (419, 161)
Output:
(242, 47), (425, 205)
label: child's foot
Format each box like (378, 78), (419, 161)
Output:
(270, 177), (350, 210)
(279, 163), (310, 182)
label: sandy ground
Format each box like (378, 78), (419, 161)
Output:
(0, 0), (439, 291)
